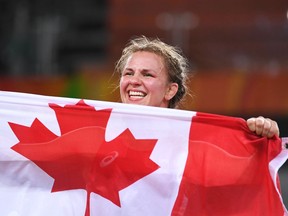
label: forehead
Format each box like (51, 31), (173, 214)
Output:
(124, 51), (165, 70)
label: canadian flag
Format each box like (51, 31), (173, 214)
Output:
(0, 90), (287, 216)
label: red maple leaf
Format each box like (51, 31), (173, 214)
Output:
(9, 100), (159, 216)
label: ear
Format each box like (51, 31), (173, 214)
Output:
(165, 83), (178, 101)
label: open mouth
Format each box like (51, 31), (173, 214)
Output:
(128, 90), (147, 98)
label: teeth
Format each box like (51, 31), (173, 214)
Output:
(129, 91), (145, 97)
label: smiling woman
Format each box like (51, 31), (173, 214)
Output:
(114, 35), (279, 138)
(119, 51), (178, 108)
(115, 36), (189, 109)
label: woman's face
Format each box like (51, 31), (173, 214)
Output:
(120, 51), (178, 108)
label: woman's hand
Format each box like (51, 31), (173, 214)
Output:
(246, 116), (279, 138)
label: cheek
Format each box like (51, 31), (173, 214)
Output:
(119, 78), (127, 91)
(119, 80), (126, 101)
(150, 81), (168, 94)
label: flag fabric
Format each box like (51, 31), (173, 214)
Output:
(0, 90), (287, 216)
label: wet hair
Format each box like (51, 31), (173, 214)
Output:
(115, 36), (190, 108)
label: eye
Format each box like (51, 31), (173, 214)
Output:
(122, 70), (133, 76)
(143, 72), (154, 77)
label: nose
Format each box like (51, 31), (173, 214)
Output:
(128, 74), (141, 85)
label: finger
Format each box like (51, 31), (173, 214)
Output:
(246, 117), (256, 132)
(260, 118), (272, 137)
(255, 116), (265, 136)
(267, 120), (280, 138)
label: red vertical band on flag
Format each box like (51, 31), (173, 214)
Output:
(172, 112), (283, 216)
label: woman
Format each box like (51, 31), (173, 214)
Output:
(115, 36), (279, 138)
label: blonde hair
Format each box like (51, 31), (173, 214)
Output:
(115, 36), (190, 108)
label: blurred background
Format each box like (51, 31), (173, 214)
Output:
(0, 0), (288, 205)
